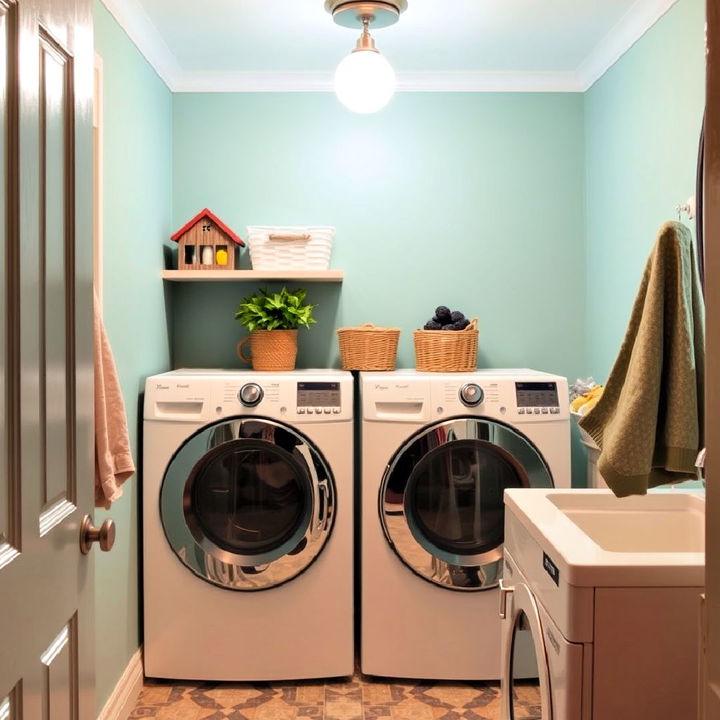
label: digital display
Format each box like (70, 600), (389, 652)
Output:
(297, 382), (341, 408)
(515, 381), (559, 408)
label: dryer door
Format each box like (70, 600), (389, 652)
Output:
(160, 417), (335, 590)
(500, 580), (553, 720)
(380, 418), (552, 590)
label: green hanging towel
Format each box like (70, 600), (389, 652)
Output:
(579, 221), (705, 497)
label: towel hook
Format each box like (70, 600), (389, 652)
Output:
(676, 196), (696, 221)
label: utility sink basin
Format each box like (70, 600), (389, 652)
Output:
(547, 491), (705, 553)
(504, 489), (705, 587)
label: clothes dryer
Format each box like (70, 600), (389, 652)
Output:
(143, 369), (353, 680)
(360, 369), (570, 679)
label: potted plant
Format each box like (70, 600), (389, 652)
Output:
(235, 287), (316, 371)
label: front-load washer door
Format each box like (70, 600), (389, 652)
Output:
(500, 580), (553, 720)
(160, 417), (335, 591)
(380, 418), (552, 590)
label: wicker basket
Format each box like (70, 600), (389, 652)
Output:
(337, 323), (400, 371)
(246, 226), (334, 270)
(237, 329), (298, 371)
(413, 318), (478, 372)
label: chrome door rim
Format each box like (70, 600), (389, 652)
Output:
(501, 582), (553, 720)
(161, 417), (335, 591)
(379, 417), (552, 591)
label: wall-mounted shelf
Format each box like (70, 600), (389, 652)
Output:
(162, 270), (344, 282)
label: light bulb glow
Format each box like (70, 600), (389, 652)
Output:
(334, 50), (396, 114)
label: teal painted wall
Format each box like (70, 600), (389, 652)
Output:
(171, 92), (587, 386)
(89, 0), (705, 708)
(584, 0), (706, 380)
(93, 1), (172, 712)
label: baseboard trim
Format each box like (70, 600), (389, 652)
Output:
(96, 647), (144, 720)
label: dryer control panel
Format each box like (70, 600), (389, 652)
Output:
(361, 370), (569, 423)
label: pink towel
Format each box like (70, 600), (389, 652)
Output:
(94, 297), (135, 508)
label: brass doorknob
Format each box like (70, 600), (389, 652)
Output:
(79, 515), (116, 554)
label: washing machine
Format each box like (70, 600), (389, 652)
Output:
(143, 369), (354, 681)
(360, 369), (571, 679)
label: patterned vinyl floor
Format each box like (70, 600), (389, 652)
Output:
(129, 671), (541, 720)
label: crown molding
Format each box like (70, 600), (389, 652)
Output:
(576, 0), (679, 91)
(173, 72), (334, 93)
(101, 0), (677, 95)
(173, 70), (583, 93)
(395, 71), (583, 93)
(99, 0), (181, 89)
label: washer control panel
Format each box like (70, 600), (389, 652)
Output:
(296, 381), (342, 415)
(144, 371), (352, 423)
(515, 381), (561, 416)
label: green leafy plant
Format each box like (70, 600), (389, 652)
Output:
(234, 287), (317, 332)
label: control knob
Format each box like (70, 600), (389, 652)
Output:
(459, 383), (484, 407)
(238, 383), (263, 407)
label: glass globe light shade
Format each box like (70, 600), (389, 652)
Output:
(334, 49), (396, 114)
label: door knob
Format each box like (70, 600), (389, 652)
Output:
(79, 515), (116, 554)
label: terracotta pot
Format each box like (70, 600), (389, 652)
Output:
(237, 329), (298, 371)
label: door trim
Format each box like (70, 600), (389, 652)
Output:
(704, 0), (720, 715)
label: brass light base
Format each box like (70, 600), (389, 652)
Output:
(325, 0), (408, 29)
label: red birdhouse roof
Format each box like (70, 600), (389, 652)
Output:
(171, 208), (245, 246)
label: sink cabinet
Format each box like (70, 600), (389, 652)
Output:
(501, 489), (704, 720)
(591, 585), (701, 719)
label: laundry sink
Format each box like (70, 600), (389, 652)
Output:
(547, 491), (705, 553)
(504, 488), (705, 586)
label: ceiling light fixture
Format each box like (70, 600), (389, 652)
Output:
(325, 1), (407, 114)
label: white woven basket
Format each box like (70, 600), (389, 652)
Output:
(246, 226), (335, 270)
(571, 410), (599, 450)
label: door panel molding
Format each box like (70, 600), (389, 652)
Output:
(38, 26), (76, 525)
(40, 615), (78, 720)
(0, 682), (22, 720)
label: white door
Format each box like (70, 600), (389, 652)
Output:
(704, 1), (720, 716)
(0, 0), (96, 717)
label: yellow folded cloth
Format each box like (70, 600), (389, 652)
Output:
(570, 385), (604, 413)
(577, 394), (602, 415)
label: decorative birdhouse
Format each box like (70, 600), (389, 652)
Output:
(171, 208), (245, 270)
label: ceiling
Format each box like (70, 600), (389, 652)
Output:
(101, 0), (678, 92)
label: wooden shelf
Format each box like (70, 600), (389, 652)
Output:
(162, 270), (344, 283)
